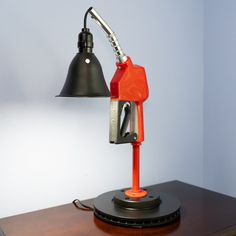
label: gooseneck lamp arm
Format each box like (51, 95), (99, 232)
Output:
(86, 7), (127, 63)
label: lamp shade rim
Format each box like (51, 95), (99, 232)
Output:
(56, 94), (110, 97)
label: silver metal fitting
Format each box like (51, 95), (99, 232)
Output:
(109, 100), (138, 144)
(88, 8), (127, 63)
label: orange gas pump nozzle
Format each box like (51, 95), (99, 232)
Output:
(110, 57), (149, 198)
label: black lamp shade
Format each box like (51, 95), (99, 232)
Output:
(58, 52), (110, 97)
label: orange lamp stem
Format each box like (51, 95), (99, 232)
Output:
(132, 142), (141, 191)
(125, 142), (147, 198)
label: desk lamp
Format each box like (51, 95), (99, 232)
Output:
(58, 7), (180, 228)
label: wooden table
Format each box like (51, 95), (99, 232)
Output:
(1, 181), (236, 236)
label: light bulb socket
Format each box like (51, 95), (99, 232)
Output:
(78, 28), (94, 53)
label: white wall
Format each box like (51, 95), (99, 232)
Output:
(204, 0), (236, 197)
(0, 0), (204, 217)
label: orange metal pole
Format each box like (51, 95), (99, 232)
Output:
(132, 142), (140, 191)
(125, 142), (147, 198)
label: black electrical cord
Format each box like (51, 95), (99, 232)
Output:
(73, 199), (94, 211)
(0, 227), (6, 236)
(83, 7), (93, 29)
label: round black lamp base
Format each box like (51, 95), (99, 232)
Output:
(93, 187), (180, 228)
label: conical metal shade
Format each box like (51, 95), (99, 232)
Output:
(58, 52), (110, 97)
